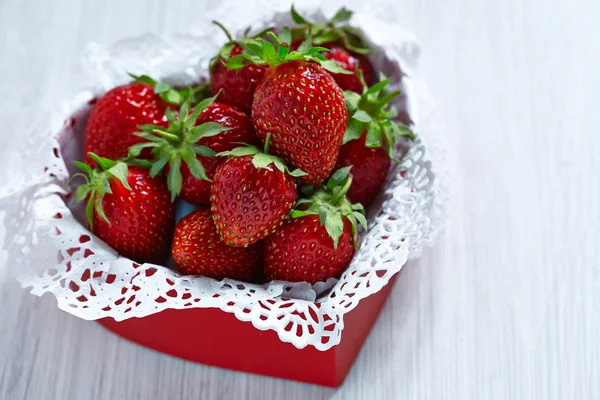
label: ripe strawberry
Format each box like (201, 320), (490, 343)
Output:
(83, 82), (169, 165)
(336, 76), (415, 207)
(226, 29), (350, 185)
(128, 94), (254, 206)
(290, 6), (374, 92)
(210, 22), (269, 112)
(71, 153), (175, 265)
(323, 46), (373, 93)
(210, 137), (305, 247)
(264, 167), (367, 284)
(83, 74), (207, 165)
(172, 209), (262, 281)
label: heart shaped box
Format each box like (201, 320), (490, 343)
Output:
(2, 4), (444, 388)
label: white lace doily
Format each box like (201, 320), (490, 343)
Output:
(0, 2), (445, 350)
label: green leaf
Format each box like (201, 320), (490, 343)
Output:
(73, 161), (92, 175)
(365, 123), (383, 148)
(341, 34), (372, 55)
(129, 73), (156, 86)
(154, 81), (171, 94)
(87, 153), (116, 171)
(133, 131), (163, 142)
(150, 154), (169, 177)
(94, 194), (110, 225)
(106, 162), (131, 190)
(252, 153), (275, 170)
(279, 27), (292, 46)
(181, 148), (210, 182)
(288, 168), (308, 177)
(330, 7), (353, 25)
(167, 157), (182, 201)
(220, 42), (236, 60)
(353, 211), (368, 230)
(291, 5), (308, 24)
(366, 79), (390, 97)
(318, 206), (328, 225)
(164, 90), (182, 105)
(352, 109), (372, 123)
(318, 59), (352, 75)
(324, 213), (344, 249)
(224, 54), (249, 69)
(272, 157), (286, 173)
(344, 91), (360, 112)
(193, 145), (216, 157)
(85, 194), (95, 228)
(165, 107), (176, 123)
(312, 30), (341, 45)
(392, 122), (416, 141)
(291, 209), (312, 219)
(218, 146), (260, 158)
(297, 36), (312, 53)
(245, 42), (264, 57)
(74, 185), (90, 203)
(128, 141), (159, 157)
(262, 40), (277, 59)
(128, 159), (153, 169)
(328, 166), (352, 189)
(188, 122), (231, 143)
(343, 118), (366, 144)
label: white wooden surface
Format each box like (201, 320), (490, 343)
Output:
(1, 1), (599, 399)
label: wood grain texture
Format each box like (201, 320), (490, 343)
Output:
(1, 0), (599, 399)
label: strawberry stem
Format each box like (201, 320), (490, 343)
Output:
(152, 129), (181, 142)
(332, 175), (353, 204)
(264, 133), (271, 154)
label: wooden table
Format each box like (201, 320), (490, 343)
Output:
(1, 0), (598, 399)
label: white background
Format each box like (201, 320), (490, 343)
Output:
(1, 0), (599, 399)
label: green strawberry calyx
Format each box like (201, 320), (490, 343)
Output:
(290, 5), (372, 55)
(292, 166), (367, 249)
(223, 26), (352, 75)
(343, 72), (416, 161)
(211, 21), (273, 68)
(69, 152), (131, 229)
(128, 73), (210, 107)
(127, 92), (231, 202)
(217, 133), (307, 178)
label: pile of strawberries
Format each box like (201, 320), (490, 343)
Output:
(72, 7), (414, 285)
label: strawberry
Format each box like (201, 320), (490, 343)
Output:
(336, 75), (415, 206)
(322, 46), (373, 93)
(210, 136), (305, 247)
(210, 22), (270, 112)
(172, 209), (262, 281)
(225, 29), (350, 185)
(83, 82), (169, 165)
(264, 167), (367, 284)
(71, 153), (175, 265)
(290, 6), (374, 92)
(127, 94), (251, 206)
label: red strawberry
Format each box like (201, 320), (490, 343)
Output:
(323, 46), (373, 93)
(336, 76), (415, 207)
(290, 5), (374, 93)
(172, 209), (262, 281)
(71, 153), (175, 265)
(225, 30), (351, 185)
(83, 82), (169, 164)
(83, 74), (208, 165)
(210, 22), (269, 112)
(210, 139), (304, 247)
(264, 167), (366, 284)
(128, 94), (252, 206)
(336, 134), (390, 206)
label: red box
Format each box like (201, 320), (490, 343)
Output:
(99, 275), (397, 387)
